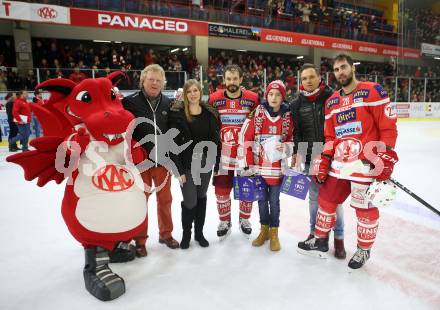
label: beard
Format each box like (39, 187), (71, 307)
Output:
(226, 84), (239, 93)
(337, 72), (354, 87)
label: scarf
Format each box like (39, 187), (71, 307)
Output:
(262, 100), (290, 117)
(299, 80), (327, 102)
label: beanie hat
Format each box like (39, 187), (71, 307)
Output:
(265, 80), (286, 102)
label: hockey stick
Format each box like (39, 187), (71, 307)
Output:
(390, 178), (440, 217)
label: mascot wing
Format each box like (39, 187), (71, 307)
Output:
(6, 78), (77, 187)
(7, 136), (68, 186)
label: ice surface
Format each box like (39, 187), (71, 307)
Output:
(0, 120), (439, 310)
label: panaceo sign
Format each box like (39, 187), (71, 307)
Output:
(70, 8), (208, 36)
(97, 14), (188, 32)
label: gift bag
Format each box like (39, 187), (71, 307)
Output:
(281, 169), (311, 200)
(233, 176), (267, 202)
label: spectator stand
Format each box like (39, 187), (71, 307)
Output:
(41, 1), (404, 47)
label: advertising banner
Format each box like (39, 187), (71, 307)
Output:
(70, 8), (208, 36)
(208, 23), (261, 40)
(0, 1), (69, 24)
(260, 28), (420, 59)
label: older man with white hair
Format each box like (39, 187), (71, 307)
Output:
(122, 64), (180, 257)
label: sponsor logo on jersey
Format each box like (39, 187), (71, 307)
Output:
(353, 89), (370, 99)
(384, 102), (397, 119)
(326, 97), (339, 109)
(374, 84), (388, 98)
(220, 114), (247, 125)
(335, 121), (363, 138)
(239, 99), (255, 108)
(259, 134), (281, 143)
(336, 108), (357, 124)
(213, 99), (226, 108)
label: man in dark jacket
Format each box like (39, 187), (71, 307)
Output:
(291, 63), (346, 259)
(122, 64), (180, 257)
(5, 92), (19, 152)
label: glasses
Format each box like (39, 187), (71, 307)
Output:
(146, 78), (163, 84)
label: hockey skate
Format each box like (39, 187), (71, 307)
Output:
(297, 236), (329, 259)
(84, 247), (125, 301)
(239, 218), (252, 238)
(217, 220), (232, 241)
(348, 247), (370, 270)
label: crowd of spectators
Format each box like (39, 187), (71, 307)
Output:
(2, 36), (440, 102)
(402, 8), (440, 46)
(42, 1), (396, 45)
(206, 49), (303, 100)
(31, 38), (199, 90)
(207, 52), (440, 102)
(39, 0), (440, 48)
(0, 37), (17, 92)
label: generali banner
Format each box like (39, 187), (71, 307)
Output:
(70, 8), (208, 36)
(261, 29), (420, 59)
(0, 0), (69, 24)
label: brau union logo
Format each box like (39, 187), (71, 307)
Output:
(92, 164), (135, 192)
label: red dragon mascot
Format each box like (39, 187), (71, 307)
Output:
(7, 72), (147, 301)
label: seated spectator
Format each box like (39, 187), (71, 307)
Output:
(69, 67), (87, 83)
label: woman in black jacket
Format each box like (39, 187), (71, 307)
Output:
(169, 79), (220, 249)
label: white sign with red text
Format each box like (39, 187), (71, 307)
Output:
(0, 1), (69, 24)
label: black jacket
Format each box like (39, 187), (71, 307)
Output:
(290, 85), (333, 165)
(168, 101), (220, 176)
(122, 90), (175, 168)
(6, 100), (14, 123)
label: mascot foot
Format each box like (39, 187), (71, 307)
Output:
(83, 247), (126, 301)
(109, 242), (136, 263)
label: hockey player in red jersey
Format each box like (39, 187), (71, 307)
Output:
(209, 65), (260, 239)
(297, 54), (398, 269)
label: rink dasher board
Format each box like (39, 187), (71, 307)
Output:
(2, 99), (440, 138)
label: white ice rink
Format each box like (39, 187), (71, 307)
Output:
(0, 120), (439, 310)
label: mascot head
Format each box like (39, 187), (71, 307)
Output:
(36, 72), (133, 145)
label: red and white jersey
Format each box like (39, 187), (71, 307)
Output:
(324, 81), (398, 182)
(209, 89), (259, 170)
(240, 104), (293, 185)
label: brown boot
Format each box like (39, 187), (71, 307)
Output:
(334, 238), (346, 259)
(159, 236), (180, 249)
(252, 224), (269, 247)
(135, 244), (148, 258)
(269, 227), (281, 251)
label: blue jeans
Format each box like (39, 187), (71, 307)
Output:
(9, 124), (30, 151)
(258, 184), (281, 228)
(309, 180), (344, 239)
(32, 114), (41, 138)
